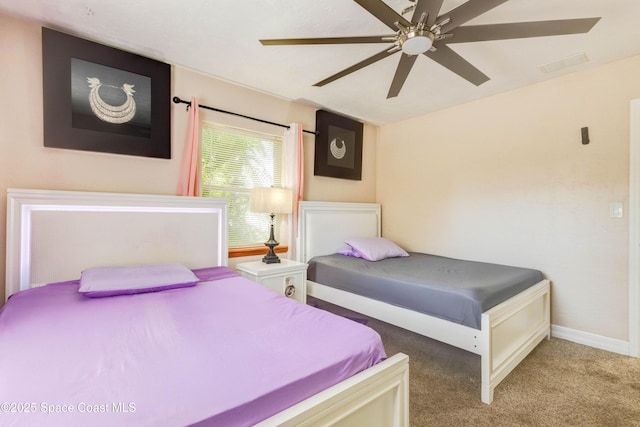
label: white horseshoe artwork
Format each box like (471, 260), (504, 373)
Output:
(330, 137), (347, 159)
(86, 77), (136, 124)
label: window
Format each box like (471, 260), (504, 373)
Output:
(201, 122), (283, 248)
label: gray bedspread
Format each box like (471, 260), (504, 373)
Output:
(307, 252), (544, 330)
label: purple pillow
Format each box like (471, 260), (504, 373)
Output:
(343, 237), (409, 262)
(79, 263), (199, 297)
(337, 246), (362, 258)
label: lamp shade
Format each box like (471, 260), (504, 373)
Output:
(250, 187), (293, 214)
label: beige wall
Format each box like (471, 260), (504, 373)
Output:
(0, 13), (377, 304)
(379, 55), (640, 341)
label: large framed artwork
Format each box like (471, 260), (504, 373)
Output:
(314, 110), (363, 181)
(42, 28), (171, 158)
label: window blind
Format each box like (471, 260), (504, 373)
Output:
(201, 122), (283, 247)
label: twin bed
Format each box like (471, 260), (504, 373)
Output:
(297, 201), (551, 404)
(1, 189), (409, 427)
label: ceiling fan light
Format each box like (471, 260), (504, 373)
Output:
(400, 30), (434, 55)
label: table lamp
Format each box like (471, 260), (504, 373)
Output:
(250, 187), (293, 264)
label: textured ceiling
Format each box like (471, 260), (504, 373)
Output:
(2, 0), (640, 125)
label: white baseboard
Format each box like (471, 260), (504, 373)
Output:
(551, 324), (630, 356)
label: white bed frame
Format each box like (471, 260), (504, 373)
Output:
(297, 201), (551, 404)
(5, 189), (409, 427)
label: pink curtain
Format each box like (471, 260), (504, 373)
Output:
(176, 97), (200, 196)
(283, 123), (304, 260)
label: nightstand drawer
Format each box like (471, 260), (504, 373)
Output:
(236, 259), (308, 303)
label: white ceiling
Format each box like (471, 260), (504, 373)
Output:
(2, 0), (640, 125)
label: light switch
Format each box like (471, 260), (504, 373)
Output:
(610, 202), (623, 218)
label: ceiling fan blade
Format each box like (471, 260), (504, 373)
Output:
(354, 0), (411, 32)
(413, 0), (445, 27)
(260, 35), (395, 46)
(314, 48), (397, 87)
(439, 0), (508, 33)
(445, 18), (601, 44)
(387, 54), (419, 98)
(424, 44), (489, 86)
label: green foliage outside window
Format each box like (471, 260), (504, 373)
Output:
(201, 123), (283, 247)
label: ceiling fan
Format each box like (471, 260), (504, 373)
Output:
(260, 0), (600, 98)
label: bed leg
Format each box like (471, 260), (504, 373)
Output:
(481, 383), (493, 405)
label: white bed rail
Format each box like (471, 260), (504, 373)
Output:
(257, 353), (409, 427)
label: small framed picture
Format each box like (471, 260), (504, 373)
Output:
(314, 110), (363, 180)
(42, 28), (171, 158)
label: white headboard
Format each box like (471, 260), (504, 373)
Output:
(6, 189), (228, 300)
(297, 201), (380, 263)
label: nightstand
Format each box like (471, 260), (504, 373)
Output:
(236, 259), (308, 303)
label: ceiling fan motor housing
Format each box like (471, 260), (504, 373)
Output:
(399, 29), (435, 55)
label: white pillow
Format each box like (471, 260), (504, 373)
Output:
(343, 237), (409, 262)
(79, 263), (198, 297)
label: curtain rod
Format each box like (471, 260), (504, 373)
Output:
(172, 96), (318, 136)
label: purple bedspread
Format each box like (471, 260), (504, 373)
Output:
(0, 267), (386, 426)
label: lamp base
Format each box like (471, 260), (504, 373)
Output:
(262, 244), (281, 264)
(262, 218), (281, 264)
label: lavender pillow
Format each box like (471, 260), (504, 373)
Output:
(343, 237), (409, 262)
(337, 246), (362, 258)
(79, 263), (199, 297)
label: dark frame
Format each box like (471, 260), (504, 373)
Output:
(42, 28), (171, 158)
(314, 110), (363, 180)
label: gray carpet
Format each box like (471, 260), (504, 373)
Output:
(309, 297), (640, 427)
